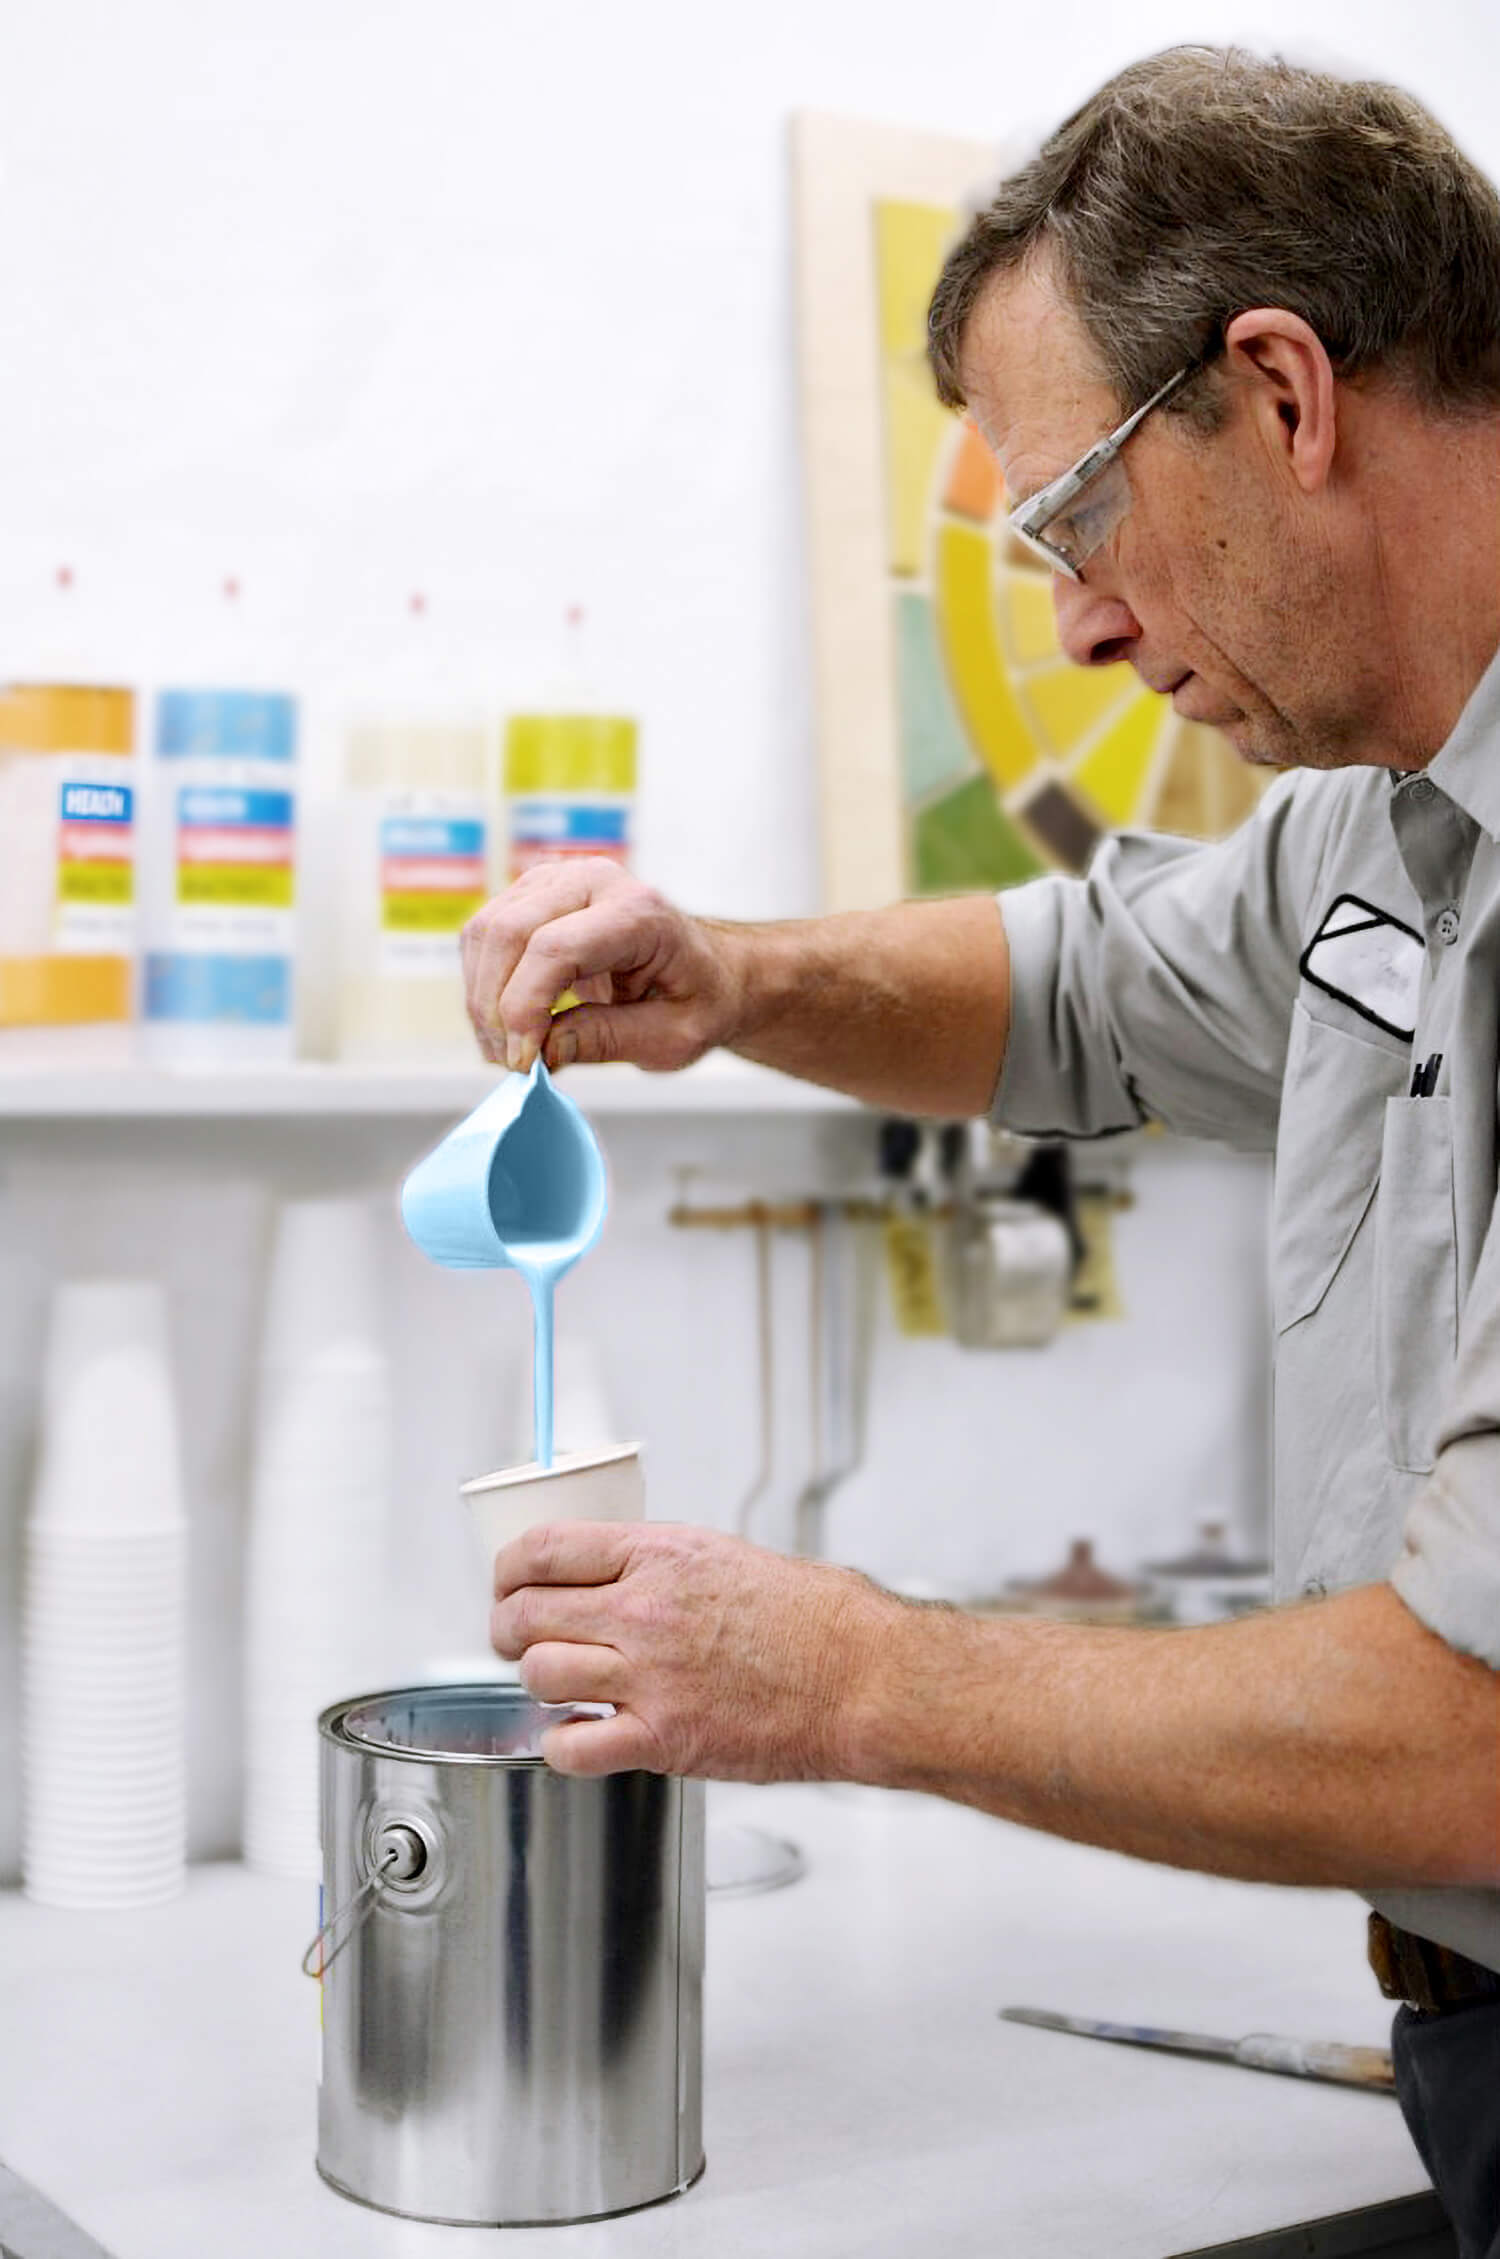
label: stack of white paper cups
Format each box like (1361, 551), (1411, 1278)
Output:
(22, 1280), (188, 1909)
(243, 1198), (391, 1879)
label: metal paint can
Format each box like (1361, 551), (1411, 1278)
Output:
(308, 1683), (705, 2226)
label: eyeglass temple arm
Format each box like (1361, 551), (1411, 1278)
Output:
(1009, 360), (1201, 532)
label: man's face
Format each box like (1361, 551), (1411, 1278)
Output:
(960, 257), (1386, 772)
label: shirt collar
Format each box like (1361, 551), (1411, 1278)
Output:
(1421, 637), (1500, 843)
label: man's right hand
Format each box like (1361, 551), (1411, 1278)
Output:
(461, 857), (743, 1075)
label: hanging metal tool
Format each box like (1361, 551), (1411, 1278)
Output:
(792, 1201), (875, 1557)
(791, 1206), (827, 1558)
(733, 1206), (777, 1539)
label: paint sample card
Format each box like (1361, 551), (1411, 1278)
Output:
(54, 760), (136, 955)
(882, 1211), (946, 1336)
(378, 810), (488, 977)
(1066, 1189), (1124, 1322)
(145, 784), (297, 1027)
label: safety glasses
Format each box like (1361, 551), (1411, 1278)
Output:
(1006, 360), (1201, 580)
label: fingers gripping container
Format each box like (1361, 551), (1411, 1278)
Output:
(309, 1684), (706, 2225)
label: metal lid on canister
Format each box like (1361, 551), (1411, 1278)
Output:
(156, 689), (297, 760)
(503, 715), (636, 795)
(344, 721), (490, 794)
(321, 1682), (610, 1766)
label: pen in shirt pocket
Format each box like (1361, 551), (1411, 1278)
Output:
(1410, 1050), (1443, 1097)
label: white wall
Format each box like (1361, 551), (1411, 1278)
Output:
(0, 1113), (1270, 1876)
(0, 0), (1488, 1873)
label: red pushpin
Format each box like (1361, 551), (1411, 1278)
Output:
(410, 591), (427, 616)
(56, 565), (73, 590)
(223, 576), (241, 601)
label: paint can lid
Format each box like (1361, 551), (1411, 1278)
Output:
(324, 1682), (610, 1764)
(156, 689), (297, 760)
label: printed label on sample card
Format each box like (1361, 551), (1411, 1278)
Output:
(53, 762), (137, 955)
(1065, 1189), (1124, 1322)
(378, 812), (488, 976)
(507, 798), (629, 879)
(882, 1211), (946, 1337)
(145, 785), (296, 1024)
(175, 787), (296, 915)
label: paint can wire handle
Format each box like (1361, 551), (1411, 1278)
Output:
(301, 1829), (422, 1979)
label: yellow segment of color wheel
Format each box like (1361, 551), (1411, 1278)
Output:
(1071, 694), (1166, 826)
(935, 523), (1038, 791)
(1022, 660), (1138, 756)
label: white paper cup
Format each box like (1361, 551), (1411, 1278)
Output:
(260, 1198), (383, 1371)
(461, 1442), (644, 1567)
(41, 1282), (168, 1417)
(32, 1282), (185, 1532)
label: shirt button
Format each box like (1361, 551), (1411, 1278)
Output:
(1303, 1577), (1327, 1599)
(1437, 906), (1461, 945)
(1408, 777), (1436, 802)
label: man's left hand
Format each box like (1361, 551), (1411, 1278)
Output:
(489, 1521), (893, 1779)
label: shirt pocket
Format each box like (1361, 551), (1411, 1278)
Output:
(1273, 1001), (1404, 1333)
(1373, 1095), (1457, 1474)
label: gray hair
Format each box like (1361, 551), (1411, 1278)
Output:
(927, 46), (1500, 427)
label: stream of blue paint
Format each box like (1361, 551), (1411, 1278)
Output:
(483, 1069), (605, 1469)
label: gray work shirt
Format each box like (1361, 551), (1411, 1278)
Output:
(993, 646), (1500, 1973)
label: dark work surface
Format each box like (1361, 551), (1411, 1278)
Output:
(1175, 2188), (1456, 2258)
(0, 2165), (117, 2259)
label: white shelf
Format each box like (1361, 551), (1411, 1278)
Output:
(0, 1054), (861, 1121)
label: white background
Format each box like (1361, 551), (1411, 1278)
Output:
(0, 0), (1490, 1871)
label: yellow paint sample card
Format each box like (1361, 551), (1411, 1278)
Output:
(882, 1211), (946, 1336)
(1067, 1189), (1124, 1322)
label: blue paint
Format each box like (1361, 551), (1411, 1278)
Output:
(400, 1059), (608, 1467)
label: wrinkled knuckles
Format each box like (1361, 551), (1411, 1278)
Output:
(527, 1526), (562, 1582)
(493, 1591), (541, 1656)
(589, 1015), (622, 1065)
(634, 1713), (678, 1775)
(517, 1643), (567, 1702)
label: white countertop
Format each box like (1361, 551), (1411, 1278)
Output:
(0, 1783), (1443, 2259)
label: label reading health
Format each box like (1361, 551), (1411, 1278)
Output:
(55, 773), (136, 955)
(507, 798), (629, 881)
(176, 787), (296, 916)
(379, 812), (488, 977)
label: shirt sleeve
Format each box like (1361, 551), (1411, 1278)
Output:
(994, 768), (1327, 1151)
(1391, 1215), (1500, 1667)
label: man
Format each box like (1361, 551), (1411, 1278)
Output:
(463, 49), (1500, 2249)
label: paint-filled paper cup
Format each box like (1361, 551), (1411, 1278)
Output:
(462, 1443), (644, 1567)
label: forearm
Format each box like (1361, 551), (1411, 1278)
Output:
(708, 895), (1011, 1118)
(840, 1581), (1500, 1889)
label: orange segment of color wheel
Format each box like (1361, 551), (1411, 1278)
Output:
(943, 422), (1000, 522)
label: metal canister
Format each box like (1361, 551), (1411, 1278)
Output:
(308, 1683), (705, 2226)
(948, 1194), (1073, 1349)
